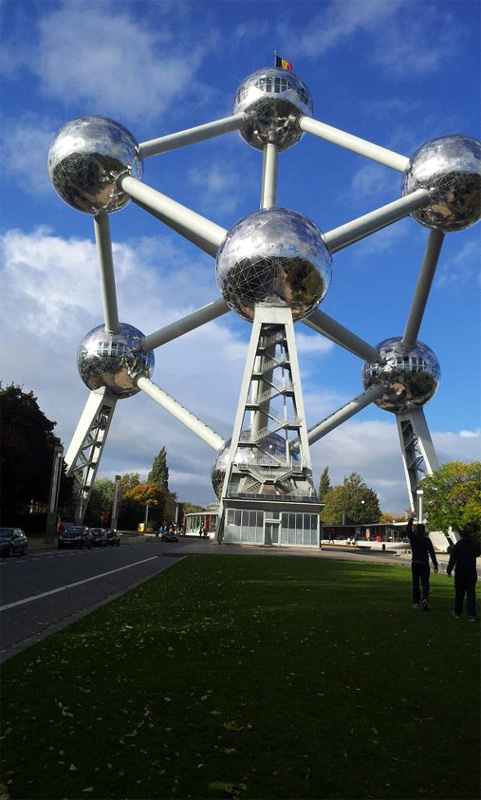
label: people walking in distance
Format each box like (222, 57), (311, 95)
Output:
(447, 532), (481, 621)
(406, 512), (438, 611)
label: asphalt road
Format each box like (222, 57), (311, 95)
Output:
(0, 538), (199, 662)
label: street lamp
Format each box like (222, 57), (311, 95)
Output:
(45, 445), (64, 541)
(416, 489), (424, 523)
(111, 474), (121, 531)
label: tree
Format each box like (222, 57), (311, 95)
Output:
(318, 467), (331, 504)
(148, 446), (169, 490)
(322, 472), (381, 526)
(421, 462), (481, 540)
(84, 478), (114, 527)
(0, 383), (72, 524)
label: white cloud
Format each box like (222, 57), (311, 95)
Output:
(2, 226), (478, 511)
(278, 0), (461, 77)
(188, 160), (256, 215)
(435, 240), (481, 290)
(0, 115), (55, 195)
(3, 2), (216, 125)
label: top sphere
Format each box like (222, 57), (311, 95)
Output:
(215, 207), (332, 322)
(77, 323), (154, 398)
(402, 135), (481, 232)
(48, 116), (143, 215)
(233, 67), (313, 151)
(362, 337), (440, 414)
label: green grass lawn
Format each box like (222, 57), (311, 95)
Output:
(0, 555), (479, 800)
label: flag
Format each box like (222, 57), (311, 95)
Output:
(275, 55), (292, 72)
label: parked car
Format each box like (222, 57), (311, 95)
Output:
(91, 528), (108, 547)
(160, 531), (178, 542)
(0, 528), (28, 557)
(106, 529), (121, 547)
(58, 525), (92, 549)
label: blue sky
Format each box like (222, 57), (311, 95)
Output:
(1, 0), (480, 513)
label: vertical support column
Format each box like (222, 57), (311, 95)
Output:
(260, 142), (278, 209)
(396, 408), (439, 512)
(65, 389), (117, 524)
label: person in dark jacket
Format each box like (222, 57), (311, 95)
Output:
(447, 532), (481, 621)
(406, 513), (438, 611)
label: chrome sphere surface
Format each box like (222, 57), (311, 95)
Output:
(362, 337), (440, 414)
(77, 323), (154, 398)
(402, 135), (481, 232)
(216, 207), (331, 322)
(48, 116), (143, 215)
(233, 67), (313, 151)
(211, 431), (300, 499)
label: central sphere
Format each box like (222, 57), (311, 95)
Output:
(362, 337), (440, 413)
(77, 323), (154, 398)
(211, 431), (301, 499)
(215, 207), (332, 322)
(233, 67), (313, 151)
(48, 116), (143, 215)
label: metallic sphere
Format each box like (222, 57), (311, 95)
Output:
(77, 323), (154, 398)
(233, 67), (313, 151)
(362, 337), (440, 414)
(215, 207), (332, 322)
(48, 116), (143, 215)
(211, 430), (301, 499)
(402, 135), (481, 232)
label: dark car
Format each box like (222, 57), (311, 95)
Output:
(58, 525), (92, 549)
(160, 532), (178, 542)
(91, 528), (108, 547)
(106, 529), (121, 547)
(0, 528), (28, 557)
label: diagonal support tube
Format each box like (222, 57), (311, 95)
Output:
(324, 189), (431, 253)
(402, 229), (445, 349)
(139, 114), (245, 158)
(93, 213), (120, 334)
(134, 375), (225, 452)
(141, 298), (230, 351)
(118, 175), (227, 257)
(260, 142), (278, 209)
(303, 308), (378, 362)
(298, 115), (410, 172)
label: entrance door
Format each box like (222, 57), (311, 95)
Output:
(265, 521), (279, 545)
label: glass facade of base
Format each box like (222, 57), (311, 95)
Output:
(224, 508), (319, 547)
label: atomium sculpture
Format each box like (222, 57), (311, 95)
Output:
(48, 63), (481, 544)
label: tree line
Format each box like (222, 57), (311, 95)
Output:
(1, 384), (480, 538)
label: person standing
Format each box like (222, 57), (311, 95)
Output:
(406, 512), (438, 611)
(447, 532), (481, 621)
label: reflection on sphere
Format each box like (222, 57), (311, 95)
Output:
(77, 323), (154, 398)
(362, 337), (440, 414)
(48, 116), (143, 215)
(211, 431), (301, 499)
(216, 207), (331, 322)
(402, 135), (481, 232)
(233, 67), (313, 151)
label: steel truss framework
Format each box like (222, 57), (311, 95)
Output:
(59, 69), (467, 532)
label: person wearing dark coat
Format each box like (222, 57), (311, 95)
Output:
(406, 513), (438, 611)
(447, 532), (481, 621)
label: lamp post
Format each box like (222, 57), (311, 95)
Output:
(45, 445), (64, 542)
(416, 489), (424, 523)
(111, 474), (121, 531)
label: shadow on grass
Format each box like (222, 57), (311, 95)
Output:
(0, 555), (479, 799)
